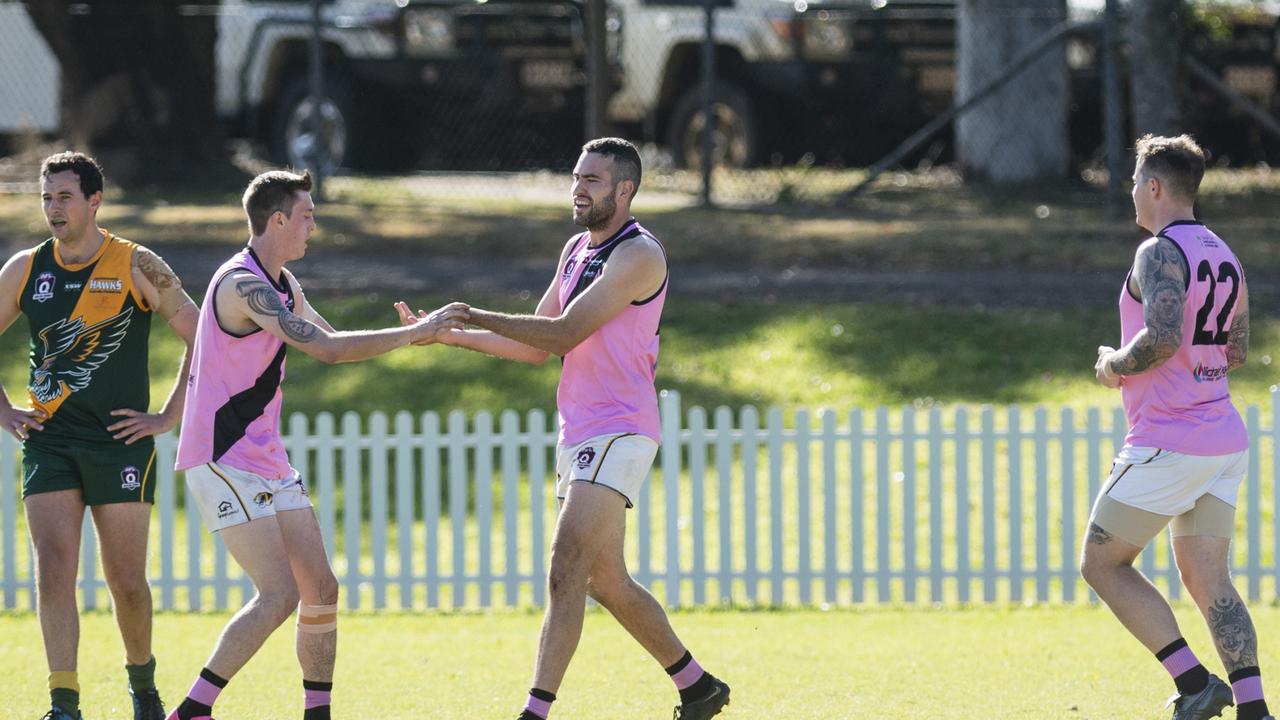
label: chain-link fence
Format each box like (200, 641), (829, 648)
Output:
(0, 0), (1278, 204)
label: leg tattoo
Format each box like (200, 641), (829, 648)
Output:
(1208, 596), (1260, 672)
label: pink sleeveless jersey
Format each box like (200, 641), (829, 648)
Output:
(1118, 221), (1248, 455)
(175, 247), (294, 479)
(556, 218), (667, 446)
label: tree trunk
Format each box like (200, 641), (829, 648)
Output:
(956, 0), (1070, 183)
(25, 0), (231, 185)
(1128, 0), (1183, 138)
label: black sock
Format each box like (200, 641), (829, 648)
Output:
(176, 698), (212, 720)
(303, 679), (333, 720)
(1230, 667), (1270, 720)
(1155, 639), (1209, 696)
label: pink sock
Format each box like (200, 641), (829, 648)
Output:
(524, 690), (555, 719)
(186, 675), (223, 707)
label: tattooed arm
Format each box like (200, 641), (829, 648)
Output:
(1104, 237), (1187, 377)
(108, 246), (200, 443)
(216, 271), (467, 364)
(1226, 277), (1249, 371)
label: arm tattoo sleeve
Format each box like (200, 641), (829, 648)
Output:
(134, 250), (180, 290)
(1108, 239), (1186, 376)
(1226, 306), (1249, 370)
(235, 280), (318, 342)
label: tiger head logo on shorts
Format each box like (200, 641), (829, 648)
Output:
(575, 447), (596, 470)
(254, 491), (274, 508)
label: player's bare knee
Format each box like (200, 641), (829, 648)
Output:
(1178, 563), (1231, 603)
(585, 574), (625, 606)
(107, 574), (152, 610)
(312, 570), (339, 606)
(258, 583), (302, 623)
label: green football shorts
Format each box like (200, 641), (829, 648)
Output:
(22, 438), (158, 505)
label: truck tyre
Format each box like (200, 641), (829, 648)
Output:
(667, 81), (759, 169)
(269, 75), (359, 175)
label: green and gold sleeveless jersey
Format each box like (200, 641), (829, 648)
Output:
(17, 231), (153, 446)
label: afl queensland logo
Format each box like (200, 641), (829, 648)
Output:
(575, 447), (596, 470)
(32, 272), (55, 302)
(120, 465), (141, 491)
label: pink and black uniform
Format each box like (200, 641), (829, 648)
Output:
(1118, 220), (1248, 455)
(553, 217), (666, 507)
(177, 247), (308, 532)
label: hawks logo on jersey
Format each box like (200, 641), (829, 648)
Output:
(31, 306), (134, 404)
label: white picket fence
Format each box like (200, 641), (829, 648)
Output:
(1, 390), (1277, 611)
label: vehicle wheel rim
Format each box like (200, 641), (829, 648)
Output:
(285, 96), (347, 175)
(681, 102), (749, 169)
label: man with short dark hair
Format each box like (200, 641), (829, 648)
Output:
(167, 169), (465, 720)
(401, 138), (730, 720)
(0, 151), (199, 720)
(1083, 134), (1270, 720)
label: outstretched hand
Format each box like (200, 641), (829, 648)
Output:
(394, 301), (469, 345)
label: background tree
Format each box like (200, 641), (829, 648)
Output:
(25, 0), (232, 185)
(956, 0), (1071, 183)
(1127, 0), (1183, 137)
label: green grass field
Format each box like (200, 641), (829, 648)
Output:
(5, 604), (1280, 718)
(0, 296), (1275, 420)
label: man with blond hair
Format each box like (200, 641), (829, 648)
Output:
(1082, 134), (1269, 720)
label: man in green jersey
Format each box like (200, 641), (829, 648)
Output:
(0, 152), (198, 720)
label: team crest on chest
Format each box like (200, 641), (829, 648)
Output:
(32, 272), (55, 302)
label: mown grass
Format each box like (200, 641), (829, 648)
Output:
(4, 604), (1280, 718)
(0, 296), (1270, 419)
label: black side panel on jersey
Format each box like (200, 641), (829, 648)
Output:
(211, 344), (287, 461)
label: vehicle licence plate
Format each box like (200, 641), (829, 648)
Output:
(521, 60), (576, 90)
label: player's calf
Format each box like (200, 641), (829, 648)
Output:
(297, 602), (338, 720)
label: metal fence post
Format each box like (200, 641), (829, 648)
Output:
(1102, 0), (1125, 214)
(699, 0), (717, 207)
(308, 0), (325, 197)
(585, 0), (608, 141)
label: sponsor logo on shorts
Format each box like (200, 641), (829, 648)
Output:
(293, 477), (309, 496)
(254, 491), (273, 508)
(216, 500), (238, 520)
(1193, 362), (1229, 383)
(32, 272), (55, 302)
(120, 465), (141, 491)
(575, 447), (596, 470)
(89, 277), (123, 293)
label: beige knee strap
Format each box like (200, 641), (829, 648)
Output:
(297, 603), (338, 634)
